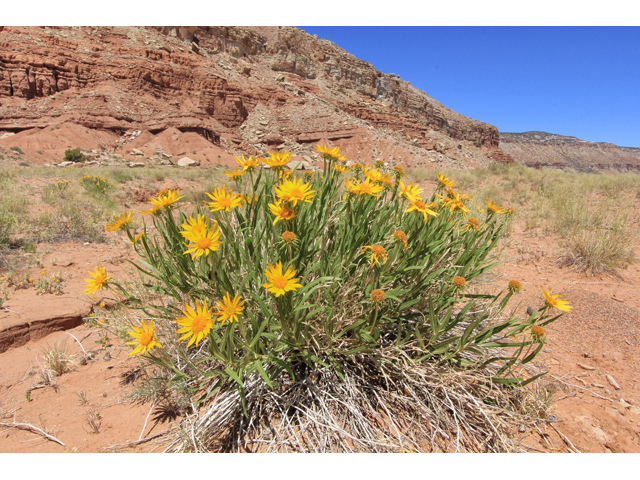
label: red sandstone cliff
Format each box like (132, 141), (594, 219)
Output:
(0, 26), (511, 168)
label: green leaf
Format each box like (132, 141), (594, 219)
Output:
(224, 366), (243, 386)
(253, 360), (273, 388)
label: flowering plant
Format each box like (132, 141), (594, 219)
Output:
(85, 147), (567, 452)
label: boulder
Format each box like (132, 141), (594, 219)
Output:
(177, 156), (199, 167)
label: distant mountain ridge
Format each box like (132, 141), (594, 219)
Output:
(499, 131), (640, 172)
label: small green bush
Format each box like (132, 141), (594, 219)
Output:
(10, 146), (24, 155)
(64, 147), (86, 163)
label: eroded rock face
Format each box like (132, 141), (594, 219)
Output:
(0, 26), (510, 169)
(500, 132), (640, 172)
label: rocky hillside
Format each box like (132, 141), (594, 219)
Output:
(0, 26), (511, 169)
(500, 131), (640, 172)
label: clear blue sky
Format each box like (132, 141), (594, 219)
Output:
(298, 27), (640, 148)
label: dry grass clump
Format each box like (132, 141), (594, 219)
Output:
(40, 340), (77, 377)
(160, 358), (546, 453)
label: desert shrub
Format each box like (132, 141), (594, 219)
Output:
(64, 147), (86, 163)
(10, 146), (24, 155)
(78, 175), (112, 195)
(85, 148), (568, 452)
(557, 197), (635, 275)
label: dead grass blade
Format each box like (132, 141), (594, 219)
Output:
(0, 421), (65, 446)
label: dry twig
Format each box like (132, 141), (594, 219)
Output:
(0, 421), (65, 446)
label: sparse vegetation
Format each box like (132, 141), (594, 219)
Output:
(85, 410), (103, 434)
(10, 146), (24, 155)
(433, 163), (639, 276)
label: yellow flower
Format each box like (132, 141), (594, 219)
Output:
(180, 214), (209, 240)
(363, 165), (384, 183)
(130, 232), (144, 244)
(105, 211), (133, 232)
(440, 193), (471, 215)
(393, 230), (408, 251)
(362, 244), (387, 268)
(224, 167), (246, 181)
(183, 223), (223, 258)
(126, 319), (162, 356)
(393, 166), (405, 179)
(274, 177), (316, 207)
(268, 198), (297, 224)
(344, 177), (383, 197)
(280, 169), (293, 180)
(398, 179), (423, 203)
(437, 172), (457, 188)
(315, 143), (346, 161)
(486, 199), (507, 214)
(464, 217), (480, 232)
(334, 163), (353, 173)
(406, 199), (438, 222)
(84, 265), (111, 295)
(453, 276), (466, 287)
(262, 261), (303, 297)
(234, 154), (261, 173)
(371, 289), (386, 303)
(140, 189), (183, 215)
(262, 150), (292, 169)
(508, 280), (522, 293)
(531, 325), (546, 340)
(351, 162), (364, 173)
(541, 286), (573, 312)
(176, 300), (214, 347)
(205, 185), (243, 212)
(282, 231), (296, 243)
(214, 292), (245, 324)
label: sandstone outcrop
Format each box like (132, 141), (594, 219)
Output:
(0, 26), (511, 169)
